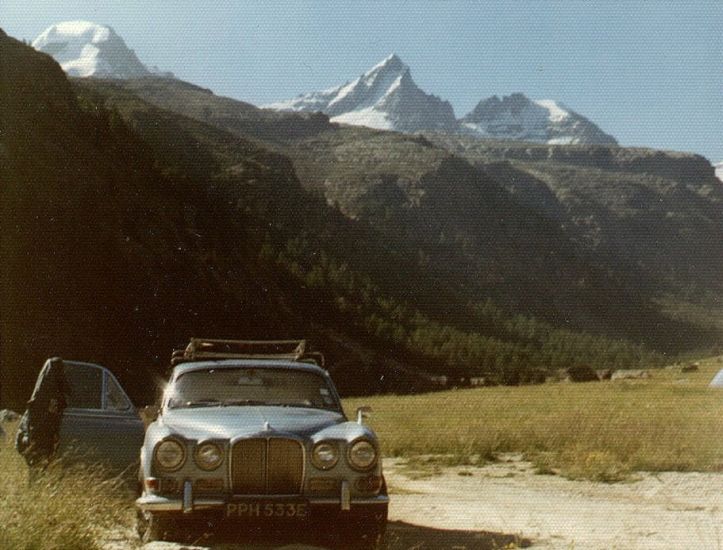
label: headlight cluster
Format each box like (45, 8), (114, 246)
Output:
(154, 439), (186, 471)
(312, 442), (339, 470)
(348, 440), (377, 470)
(154, 439), (224, 472)
(312, 439), (378, 471)
(195, 442), (224, 471)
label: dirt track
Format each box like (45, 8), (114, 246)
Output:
(120, 456), (723, 549)
(385, 456), (723, 549)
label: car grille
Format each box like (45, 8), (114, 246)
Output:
(231, 438), (304, 495)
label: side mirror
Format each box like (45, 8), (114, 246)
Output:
(356, 406), (372, 425)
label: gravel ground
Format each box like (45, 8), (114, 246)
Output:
(108, 456), (723, 549)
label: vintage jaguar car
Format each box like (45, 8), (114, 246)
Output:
(135, 338), (388, 545)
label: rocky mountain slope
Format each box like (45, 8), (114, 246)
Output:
(93, 76), (722, 350)
(32, 20), (155, 78)
(429, 133), (723, 295)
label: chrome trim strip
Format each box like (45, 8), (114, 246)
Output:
(136, 494), (389, 513)
(136, 494), (182, 512)
(183, 480), (193, 514)
(340, 480), (351, 511)
(193, 498), (226, 509)
(310, 495), (390, 505)
(101, 370), (108, 410)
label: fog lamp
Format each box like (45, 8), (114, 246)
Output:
(355, 475), (383, 494)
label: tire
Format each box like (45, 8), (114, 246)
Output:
(339, 505), (388, 549)
(136, 510), (177, 542)
(358, 507), (388, 549)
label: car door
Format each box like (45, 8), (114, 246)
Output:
(57, 361), (145, 475)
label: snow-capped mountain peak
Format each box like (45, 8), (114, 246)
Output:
(32, 20), (152, 79)
(265, 54), (457, 133)
(460, 93), (617, 145)
(715, 162), (723, 182)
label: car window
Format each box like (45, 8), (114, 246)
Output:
(105, 374), (132, 411)
(64, 363), (103, 409)
(167, 367), (340, 410)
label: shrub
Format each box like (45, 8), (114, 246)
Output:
(566, 364), (599, 382)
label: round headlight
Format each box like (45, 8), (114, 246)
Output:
(348, 440), (377, 471)
(154, 439), (186, 471)
(195, 442), (223, 471)
(312, 441), (339, 470)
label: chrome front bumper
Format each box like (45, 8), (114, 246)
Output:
(136, 480), (389, 514)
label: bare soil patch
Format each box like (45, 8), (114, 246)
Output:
(386, 455), (723, 549)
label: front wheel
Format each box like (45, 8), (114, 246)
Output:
(337, 506), (388, 549)
(136, 510), (177, 542)
(359, 508), (388, 549)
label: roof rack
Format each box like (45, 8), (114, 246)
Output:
(171, 338), (324, 367)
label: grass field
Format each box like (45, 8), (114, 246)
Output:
(345, 356), (723, 481)
(0, 425), (135, 550)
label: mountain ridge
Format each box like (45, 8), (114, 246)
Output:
(27, 21), (622, 146)
(266, 54), (457, 133)
(265, 54), (617, 144)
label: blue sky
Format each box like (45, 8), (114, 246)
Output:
(4, 1), (722, 161)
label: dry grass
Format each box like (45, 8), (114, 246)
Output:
(346, 356), (723, 481)
(0, 423), (136, 550)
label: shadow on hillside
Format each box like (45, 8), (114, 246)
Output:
(159, 520), (532, 549)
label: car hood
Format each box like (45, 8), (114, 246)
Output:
(157, 406), (346, 440)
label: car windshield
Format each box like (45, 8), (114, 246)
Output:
(166, 367), (341, 411)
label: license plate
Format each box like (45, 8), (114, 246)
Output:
(226, 501), (309, 519)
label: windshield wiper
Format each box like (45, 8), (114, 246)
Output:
(183, 399), (222, 408)
(265, 401), (320, 409)
(222, 399), (268, 407)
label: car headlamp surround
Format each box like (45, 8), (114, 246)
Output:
(194, 442), (224, 471)
(311, 441), (340, 470)
(154, 438), (186, 472)
(347, 438), (378, 471)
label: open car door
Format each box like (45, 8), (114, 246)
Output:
(18, 358), (145, 476)
(55, 360), (145, 474)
